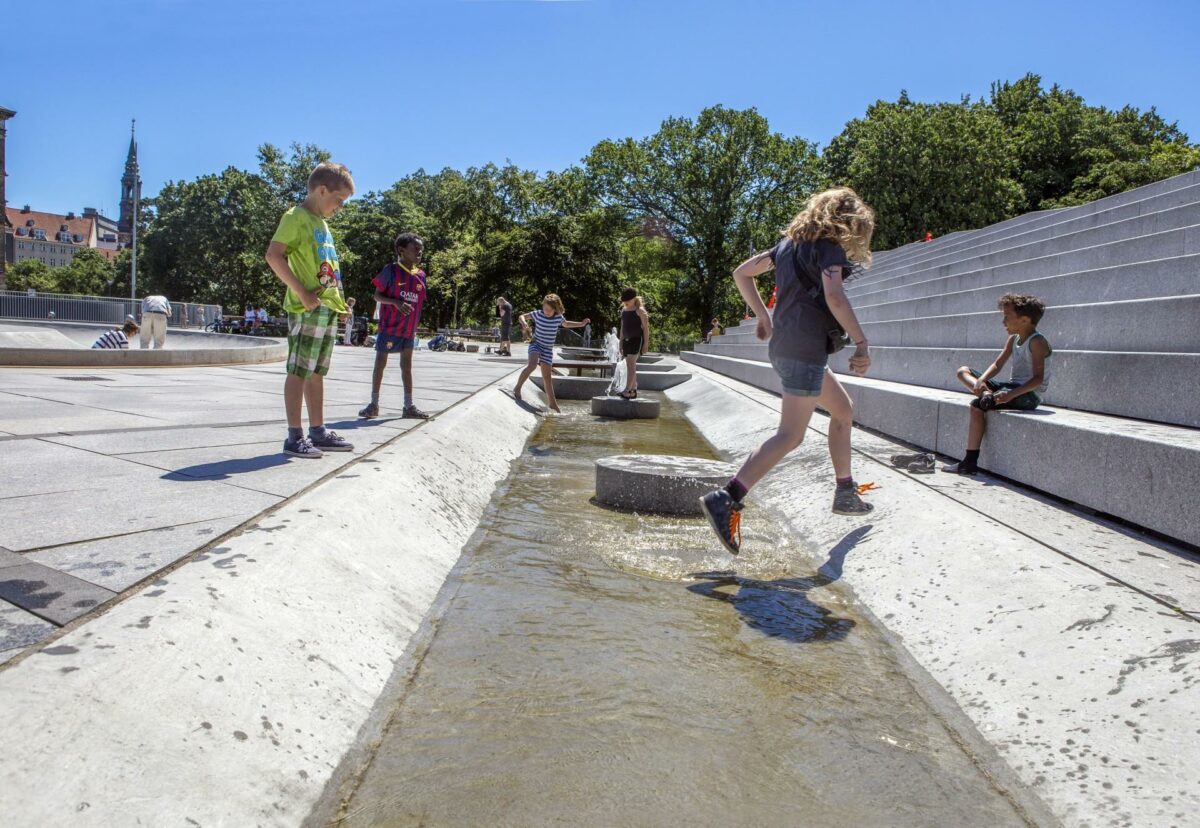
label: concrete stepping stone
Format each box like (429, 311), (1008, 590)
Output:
(530, 375), (611, 400)
(590, 395), (661, 419)
(594, 454), (735, 515)
(632, 372), (691, 391)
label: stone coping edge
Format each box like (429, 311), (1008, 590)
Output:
(0, 373), (541, 827)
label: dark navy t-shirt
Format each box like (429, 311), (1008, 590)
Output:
(766, 237), (850, 364)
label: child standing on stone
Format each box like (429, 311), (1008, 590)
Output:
(700, 188), (876, 556)
(265, 161), (355, 458)
(617, 287), (650, 399)
(513, 293), (590, 413)
(941, 294), (1052, 475)
(359, 233), (430, 420)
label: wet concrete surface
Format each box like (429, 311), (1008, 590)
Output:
(338, 399), (1032, 827)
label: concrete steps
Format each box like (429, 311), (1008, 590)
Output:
(681, 350), (1200, 548)
(686, 171), (1200, 545)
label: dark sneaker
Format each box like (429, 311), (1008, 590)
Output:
(310, 429), (353, 452)
(283, 436), (323, 459)
(358, 402), (379, 419)
(832, 485), (874, 516)
(906, 455), (936, 474)
(402, 405), (430, 419)
(890, 451), (932, 468)
(941, 460), (979, 475)
(700, 489), (743, 556)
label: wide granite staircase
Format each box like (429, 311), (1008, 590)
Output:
(684, 170), (1200, 547)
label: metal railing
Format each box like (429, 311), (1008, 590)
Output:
(0, 290), (223, 329)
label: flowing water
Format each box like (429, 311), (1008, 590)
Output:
(339, 399), (1030, 827)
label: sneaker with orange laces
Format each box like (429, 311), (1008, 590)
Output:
(700, 489), (743, 556)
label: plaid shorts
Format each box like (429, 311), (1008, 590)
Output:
(286, 306), (336, 378)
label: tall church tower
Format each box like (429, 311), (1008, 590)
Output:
(117, 120), (140, 248)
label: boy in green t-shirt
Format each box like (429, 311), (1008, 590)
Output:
(265, 161), (356, 458)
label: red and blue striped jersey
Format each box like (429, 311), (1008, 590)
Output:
(373, 262), (427, 338)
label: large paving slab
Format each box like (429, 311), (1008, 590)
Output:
(0, 346), (521, 658)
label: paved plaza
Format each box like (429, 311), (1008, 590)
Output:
(0, 344), (521, 662)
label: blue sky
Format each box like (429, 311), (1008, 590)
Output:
(4, 0), (1199, 216)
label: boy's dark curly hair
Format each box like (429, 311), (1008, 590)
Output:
(394, 232), (424, 254)
(998, 293), (1046, 325)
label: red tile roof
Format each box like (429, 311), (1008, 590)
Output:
(5, 207), (96, 244)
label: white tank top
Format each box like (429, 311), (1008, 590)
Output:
(1009, 332), (1051, 393)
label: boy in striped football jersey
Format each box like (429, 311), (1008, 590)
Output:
(359, 233), (430, 420)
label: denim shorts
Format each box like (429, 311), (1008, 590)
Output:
(770, 354), (827, 397)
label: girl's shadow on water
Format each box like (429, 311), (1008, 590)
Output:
(686, 525), (872, 644)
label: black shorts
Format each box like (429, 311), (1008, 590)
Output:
(499, 323), (512, 341)
(621, 336), (643, 357)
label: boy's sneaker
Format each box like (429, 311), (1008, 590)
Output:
(402, 405), (430, 419)
(832, 485), (874, 516)
(890, 451), (932, 468)
(906, 454), (936, 474)
(700, 489), (743, 556)
(310, 429), (353, 452)
(358, 402), (379, 419)
(283, 436), (323, 459)
(941, 460), (979, 475)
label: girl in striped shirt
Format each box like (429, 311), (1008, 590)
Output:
(513, 293), (590, 413)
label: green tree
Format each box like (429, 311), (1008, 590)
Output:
(4, 259), (57, 292)
(257, 142), (332, 207)
(586, 105), (820, 332)
(56, 248), (115, 295)
(141, 167), (278, 310)
(824, 92), (1024, 249)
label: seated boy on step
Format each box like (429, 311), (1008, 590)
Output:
(943, 293), (1053, 475)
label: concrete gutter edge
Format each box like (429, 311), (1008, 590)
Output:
(667, 367), (1200, 828)
(0, 374), (540, 827)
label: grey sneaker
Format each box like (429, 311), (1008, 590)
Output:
(358, 402), (380, 419)
(283, 435), (323, 459)
(402, 405), (430, 420)
(832, 484), (874, 516)
(941, 460), (979, 475)
(906, 455), (936, 474)
(310, 429), (353, 452)
(890, 451), (932, 468)
(699, 489), (743, 556)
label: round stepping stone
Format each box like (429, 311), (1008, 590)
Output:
(590, 395), (660, 419)
(632, 372), (690, 391)
(531, 375), (612, 400)
(595, 454), (735, 515)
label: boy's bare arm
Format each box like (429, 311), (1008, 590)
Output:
(265, 242), (320, 311)
(995, 337), (1050, 402)
(562, 317), (591, 329)
(374, 290), (401, 309)
(977, 337), (1015, 384)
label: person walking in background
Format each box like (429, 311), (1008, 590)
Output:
(700, 187), (877, 556)
(265, 160), (356, 458)
(359, 233), (430, 420)
(92, 320), (140, 350)
(496, 295), (513, 356)
(342, 296), (357, 346)
(617, 287), (650, 399)
(139, 293), (171, 349)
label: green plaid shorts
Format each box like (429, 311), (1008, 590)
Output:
(286, 306), (336, 378)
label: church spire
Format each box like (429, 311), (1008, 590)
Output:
(118, 119), (140, 245)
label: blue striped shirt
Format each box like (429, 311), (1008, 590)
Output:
(91, 330), (129, 349)
(529, 309), (564, 347)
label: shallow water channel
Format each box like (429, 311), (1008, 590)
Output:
(339, 398), (1029, 827)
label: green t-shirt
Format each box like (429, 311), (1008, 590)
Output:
(270, 206), (349, 314)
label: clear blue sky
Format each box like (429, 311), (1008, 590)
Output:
(5, 0), (1199, 216)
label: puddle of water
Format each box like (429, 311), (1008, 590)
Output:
(340, 398), (1027, 827)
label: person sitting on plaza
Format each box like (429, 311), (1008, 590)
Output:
(256, 306), (269, 331)
(139, 292), (171, 349)
(244, 304), (255, 331)
(941, 293), (1053, 475)
(91, 320), (140, 350)
(701, 317), (722, 343)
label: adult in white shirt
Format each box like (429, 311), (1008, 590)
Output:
(140, 294), (171, 349)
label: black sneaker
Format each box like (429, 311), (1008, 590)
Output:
(358, 402), (380, 419)
(700, 489), (743, 556)
(310, 429), (353, 452)
(402, 405), (430, 419)
(283, 435), (323, 459)
(832, 485), (874, 515)
(941, 460), (979, 475)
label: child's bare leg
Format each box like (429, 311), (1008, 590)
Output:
(513, 353), (538, 398)
(370, 350), (388, 398)
(284, 373), (305, 429)
(623, 354), (638, 393)
(734, 393), (821, 491)
(967, 405), (987, 451)
(304, 374), (324, 427)
(818, 372), (854, 480)
(540, 363), (559, 411)
(956, 366), (983, 396)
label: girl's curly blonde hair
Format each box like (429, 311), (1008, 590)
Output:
(784, 187), (875, 265)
